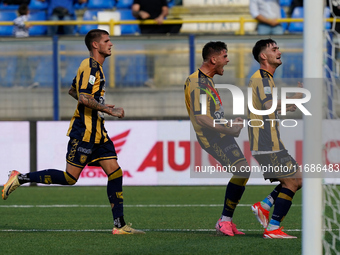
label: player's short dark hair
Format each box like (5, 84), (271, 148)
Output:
(85, 29), (109, 51)
(202, 41), (228, 61)
(18, 4), (28, 16)
(252, 39), (277, 63)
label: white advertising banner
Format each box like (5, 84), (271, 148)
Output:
(0, 122), (30, 182)
(36, 120), (340, 186)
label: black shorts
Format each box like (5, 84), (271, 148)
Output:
(254, 149), (299, 182)
(198, 135), (247, 174)
(66, 138), (117, 168)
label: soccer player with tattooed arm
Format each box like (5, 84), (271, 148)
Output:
(2, 29), (144, 235)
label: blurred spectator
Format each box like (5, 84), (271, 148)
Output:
(132, 0), (181, 34)
(289, 0), (303, 16)
(13, 3), (31, 37)
(3, 0), (30, 5)
(38, 0), (87, 35)
(132, 0), (181, 87)
(329, 0), (340, 32)
(249, 0), (284, 35)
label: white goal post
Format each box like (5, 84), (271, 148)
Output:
(302, 0), (323, 254)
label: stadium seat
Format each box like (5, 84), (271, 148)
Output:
(87, 0), (115, 9)
(325, 7), (331, 30)
(61, 56), (85, 87)
(167, 0), (175, 8)
(281, 52), (303, 78)
(28, 11), (47, 36)
(280, 7), (287, 32)
(115, 0), (133, 9)
(279, 0), (292, 7)
(117, 9), (140, 34)
(28, 0), (48, 10)
(0, 11), (17, 36)
(288, 7), (303, 33)
(113, 55), (148, 87)
(79, 10), (99, 35)
(0, 56), (16, 87)
(0, 4), (19, 10)
(32, 56), (53, 87)
(288, 7), (331, 33)
(74, 2), (88, 10)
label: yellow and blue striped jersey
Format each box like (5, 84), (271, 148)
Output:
(247, 69), (285, 152)
(67, 57), (109, 144)
(184, 69), (227, 148)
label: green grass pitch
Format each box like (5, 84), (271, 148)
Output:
(0, 185), (303, 255)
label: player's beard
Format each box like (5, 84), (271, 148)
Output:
(98, 47), (111, 58)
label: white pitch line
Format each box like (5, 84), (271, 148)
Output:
(0, 204), (302, 208)
(0, 228), (338, 233)
(0, 228), (305, 233)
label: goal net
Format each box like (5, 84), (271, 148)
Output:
(323, 1), (340, 253)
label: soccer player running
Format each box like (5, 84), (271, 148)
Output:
(2, 29), (144, 235)
(248, 39), (303, 239)
(184, 41), (251, 236)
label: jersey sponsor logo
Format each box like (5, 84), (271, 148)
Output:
(89, 75), (96, 85)
(264, 86), (271, 94)
(78, 147), (92, 154)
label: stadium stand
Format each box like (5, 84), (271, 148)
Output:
(87, 0), (115, 9)
(74, 1), (87, 10)
(281, 7), (288, 32)
(115, 0), (133, 9)
(279, 0), (292, 7)
(28, 11), (47, 36)
(113, 54), (148, 87)
(79, 9), (99, 35)
(117, 9), (139, 34)
(288, 6), (303, 33)
(32, 55), (53, 87)
(281, 52), (303, 78)
(0, 3), (18, 10)
(0, 10), (16, 36)
(0, 56), (16, 87)
(288, 6), (331, 33)
(28, 0), (48, 10)
(61, 55), (84, 87)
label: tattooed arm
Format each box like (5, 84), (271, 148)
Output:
(68, 86), (78, 100)
(79, 93), (124, 118)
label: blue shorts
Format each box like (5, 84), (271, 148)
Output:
(254, 149), (299, 182)
(66, 138), (117, 168)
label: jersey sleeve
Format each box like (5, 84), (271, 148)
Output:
(191, 86), (203, 116)
(185, 77), (204, 116)
(71, 76), (76, 89)
(79, 65), (100, 96)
